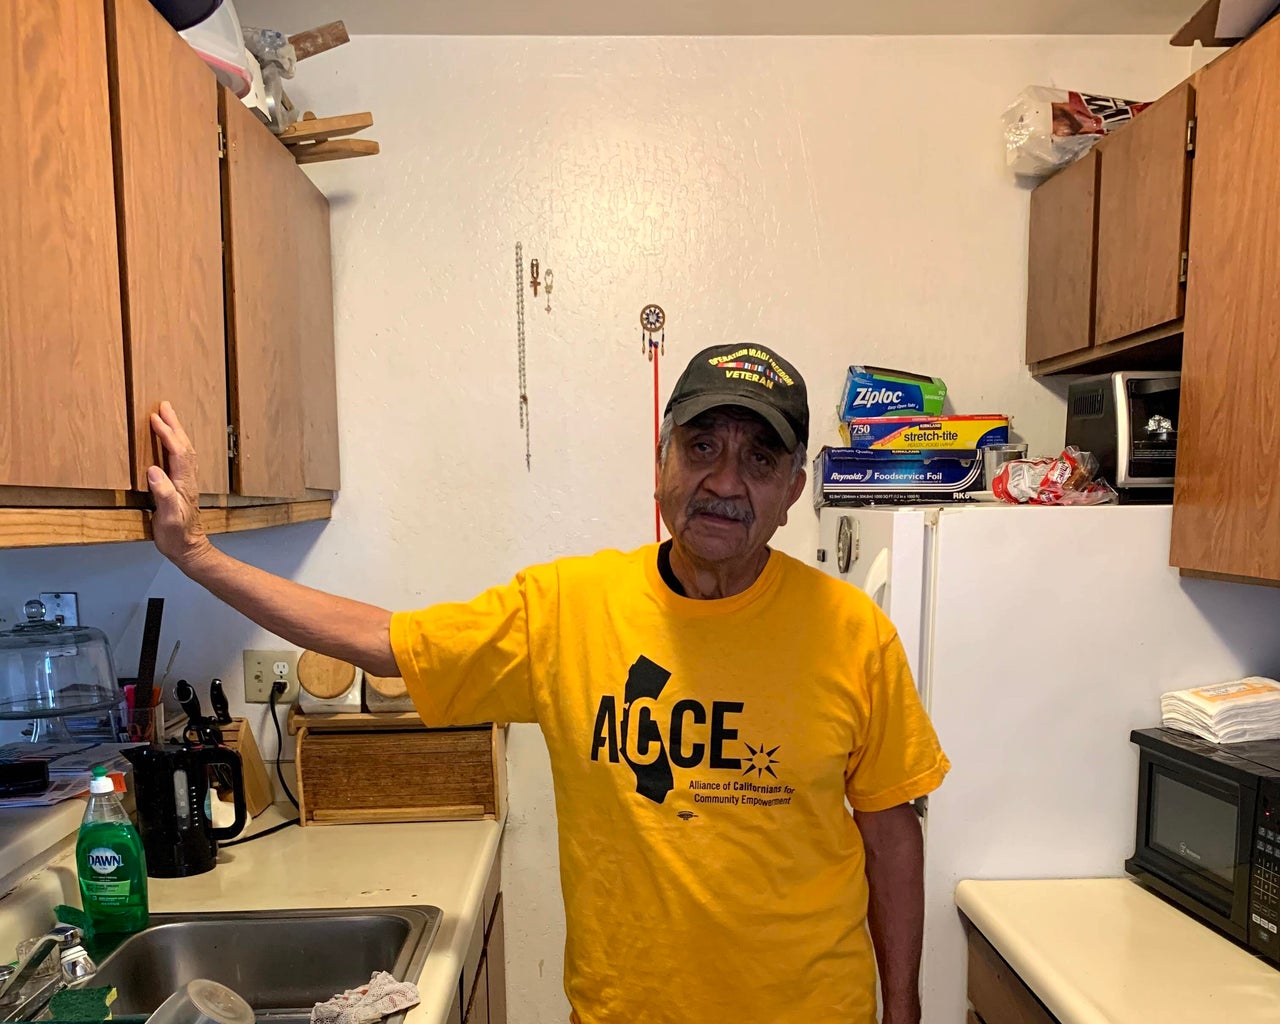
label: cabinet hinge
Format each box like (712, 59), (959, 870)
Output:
(1179, 250), (1189, 284)
(1186, 117), (1196, 153)
(227, 424), (238, 460)
(217, 123), (227, 159)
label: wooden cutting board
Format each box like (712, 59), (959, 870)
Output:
(297, 650), (357, 698)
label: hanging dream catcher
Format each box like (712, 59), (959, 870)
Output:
(640, 303), (665, 362)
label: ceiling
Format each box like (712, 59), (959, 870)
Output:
(233, 0), (1203, 37)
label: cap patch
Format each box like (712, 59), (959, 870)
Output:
(707, 347), (796, 389)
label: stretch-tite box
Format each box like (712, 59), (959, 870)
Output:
(838, 415), (1009, 450)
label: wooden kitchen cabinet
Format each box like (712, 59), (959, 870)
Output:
(486, 894), (507, 1024)
(295, 174), (341, 492)
(0, 0), (131, 491)
(222, 88), (340, 500)
(461, 845), (506, 1024)
(106, 0), (229, 496)
(1171, 18), (1280, 582)
(0, 0), (342, 546)
(1025, 86), (1193, 375)
(966, 920), (1058, 1024)
(1093, 83), (1195, 347)
(464, 958), (489, 1024)
(1025, 150), (1100, 365)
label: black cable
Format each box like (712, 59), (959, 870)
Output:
(269, 682), (299, 810)
(221, 816), (299, 847)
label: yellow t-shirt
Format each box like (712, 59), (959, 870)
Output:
(391, 545), (949, 1024)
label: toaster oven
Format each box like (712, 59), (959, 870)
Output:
(1065, 371), (1179, 493)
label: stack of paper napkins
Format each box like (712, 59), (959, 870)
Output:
(1161, 678), (1280, 744)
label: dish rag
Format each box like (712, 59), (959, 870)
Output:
(310, 972), (420, 1024)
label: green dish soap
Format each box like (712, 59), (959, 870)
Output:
(76, 766), (148, 935)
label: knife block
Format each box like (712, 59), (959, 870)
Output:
(219, 718), (274, 817)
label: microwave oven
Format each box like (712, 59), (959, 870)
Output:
(1126, 727), (1280, 965)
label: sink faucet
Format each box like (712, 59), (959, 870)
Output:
(0, 925), (97, 1022)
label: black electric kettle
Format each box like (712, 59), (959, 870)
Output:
(122, 742), (247, 877)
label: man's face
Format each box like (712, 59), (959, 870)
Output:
(656, 407), (807, 568)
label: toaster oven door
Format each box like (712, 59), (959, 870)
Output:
(1119, 375), (1179, 486)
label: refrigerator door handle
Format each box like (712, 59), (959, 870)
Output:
(863, 548), (890, 609)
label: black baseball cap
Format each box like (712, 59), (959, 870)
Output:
(664, 344), (809, 450)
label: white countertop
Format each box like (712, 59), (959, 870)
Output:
(956, 878), (1280, 1024)
(18, 804), (502, 1024)
(0, 801), (86, 886)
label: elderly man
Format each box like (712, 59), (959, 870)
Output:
(147, 342), (948, 1024)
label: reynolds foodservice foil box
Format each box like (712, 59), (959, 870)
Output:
(838, 414), (1009, 450)
(838, 366), (947, 419)
(813, 446), (983, 508)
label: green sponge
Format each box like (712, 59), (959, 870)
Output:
(46, 985), (117, 1022)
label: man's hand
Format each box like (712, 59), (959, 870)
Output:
(142, 402), (397, 676)
(147, 402), (213, 572)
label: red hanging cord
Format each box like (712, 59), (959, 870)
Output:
(653, 345), (661, 543)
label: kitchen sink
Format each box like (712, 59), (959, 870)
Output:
(88, 906), (442, 1023)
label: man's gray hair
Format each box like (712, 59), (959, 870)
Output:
(657, 413), (807, 479)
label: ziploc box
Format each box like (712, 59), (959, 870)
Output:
(838, 366), (947, 419)
(813, 446), (983, 508)
(838, 414), (1009, 450)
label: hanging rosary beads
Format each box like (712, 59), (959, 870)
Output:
(514, 242), (530, 470)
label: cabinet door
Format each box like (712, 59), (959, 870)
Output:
(107, 0), (228, 495)
(1094, 84), (1194, 345)
(1171, 22), (1280, 580)
(461, 897), (486, 1015)
(295, 175), (340, 491)
(486, 894), (507, 1024)
(0, 0), (130, 489)
(464, 955), (489, 1024)
(221, 89), (306, 499)
(446, 980), (463, 1024)
(966, 924), (1058, 1024)
(1025, 150), (1099, 365)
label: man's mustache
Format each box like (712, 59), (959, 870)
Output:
(687, 498), (754, 525)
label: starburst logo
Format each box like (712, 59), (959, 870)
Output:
(742, 742), (781, 779)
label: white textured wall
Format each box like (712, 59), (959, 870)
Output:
(0, 35), (1200, 1022)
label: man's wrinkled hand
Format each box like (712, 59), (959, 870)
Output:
(147, 402), (212, 572)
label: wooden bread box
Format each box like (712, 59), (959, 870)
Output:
(287, 706), (506, 826)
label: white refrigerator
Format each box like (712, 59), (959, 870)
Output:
(814, 504), (1280, 1024)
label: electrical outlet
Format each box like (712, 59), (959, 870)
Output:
(40, 592), (79, 626)
(243, 650), (299, 703)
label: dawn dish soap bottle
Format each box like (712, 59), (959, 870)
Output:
(76, 766), (148, 935)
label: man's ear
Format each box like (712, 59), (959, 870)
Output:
(778, 469), (807, 527)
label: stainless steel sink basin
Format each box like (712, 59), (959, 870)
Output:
(89, 907), (442, 1023)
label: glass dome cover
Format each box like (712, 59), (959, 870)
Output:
(0, 599), (122, 719)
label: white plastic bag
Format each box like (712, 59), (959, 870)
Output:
(1003, 87), (1151, 178)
